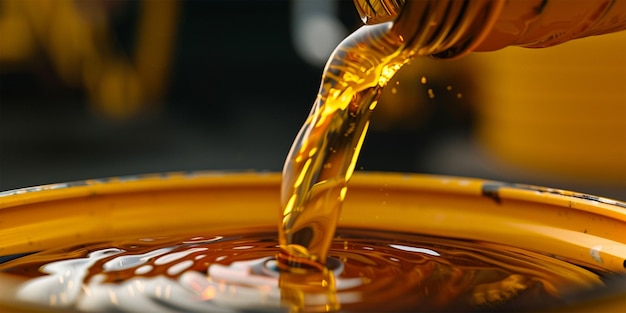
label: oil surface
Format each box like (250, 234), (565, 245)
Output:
(0, 228), (604, 312)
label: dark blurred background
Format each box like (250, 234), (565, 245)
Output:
(1, 0), (625, 200)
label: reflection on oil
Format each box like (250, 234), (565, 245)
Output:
(0, 229), (607, 312)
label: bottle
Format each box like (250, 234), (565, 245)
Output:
(353, 0), (626, 58)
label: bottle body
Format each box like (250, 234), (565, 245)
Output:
(354, 0), (626, 58)
(476, 0), (626, 51)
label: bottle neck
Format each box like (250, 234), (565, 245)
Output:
(353, 0), (406, 25)
(390, 0), (505, 59)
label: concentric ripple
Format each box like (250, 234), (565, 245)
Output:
(0, 228), (605, 312)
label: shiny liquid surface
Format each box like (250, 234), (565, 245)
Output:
(0, 228), (605, 312)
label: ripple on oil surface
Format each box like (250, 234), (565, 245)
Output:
(0, 228), (605, 312)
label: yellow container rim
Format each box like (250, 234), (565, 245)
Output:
(0, 171), (625, 271)
(0, 171), (625, 312)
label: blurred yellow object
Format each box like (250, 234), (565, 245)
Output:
(471, 31), (626, 186)
(0, 0), (178, 119)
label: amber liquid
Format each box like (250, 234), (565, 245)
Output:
(279, 22), (410, 268)
(0, 228), (605, 312)
(277, 23), (411, 309)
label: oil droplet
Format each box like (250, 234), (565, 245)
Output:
(391, 87), (397, 94)
(456, 93), (463, 99)
(427, 89), (435, 99)
(420, 76), (427, 84)
(446, 85), (452, 91)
